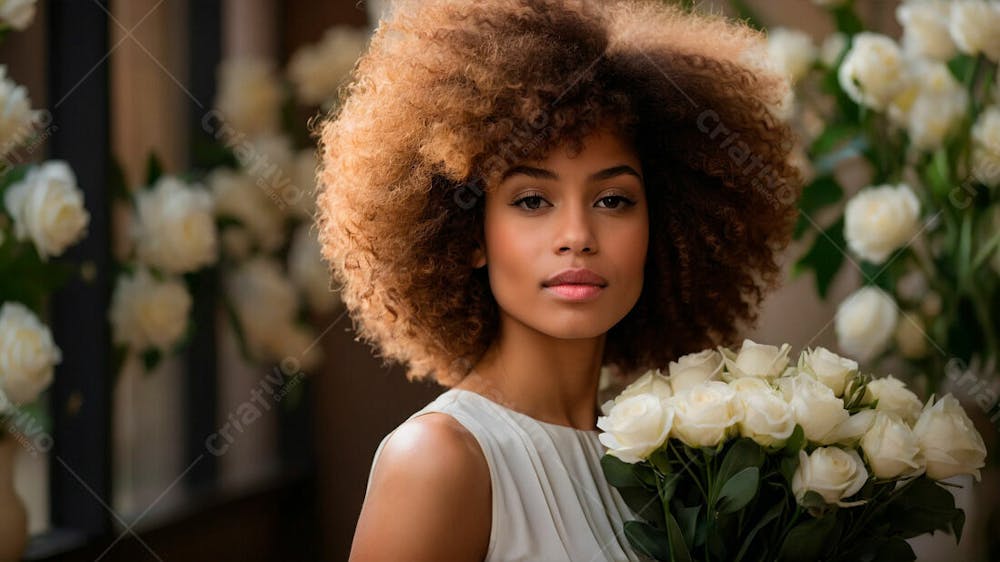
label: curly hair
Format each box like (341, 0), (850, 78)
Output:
(315, 0), (803, 387)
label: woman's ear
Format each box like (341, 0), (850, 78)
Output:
(472, 242), (487, 268)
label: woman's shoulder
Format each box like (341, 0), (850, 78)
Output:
(352, 412), (492, 560)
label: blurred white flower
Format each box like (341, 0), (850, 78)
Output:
(836, 286), (899, 362)
(0, 65), (41, 159)
(209, 167), (285, 253)
(971, 106), (1000, 187)
(109, 266), (192, 353)
(226, 256), (300, 362)
(766, 28), (817, 84)
(890, 61), (968, 151)
(0, 301), (60, 405)
(3, 160), (90, 260)
(838, 32), (908, 110)
(288, 25), (369, 106)
(949, 1), (1000, 61)
(0, 0), (35, 30)
(214, 57), (283, 137)
(896, 1), (956, 61)
(288, 224), (340, 315)
(844, 183), (921, 264)
(819, 32), (847, 68)
(272, 322), (323, 373)
(133, 176), (218, 274)
(239, 134), (299, 215)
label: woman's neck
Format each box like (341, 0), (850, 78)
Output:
(456, 314), (606, 430)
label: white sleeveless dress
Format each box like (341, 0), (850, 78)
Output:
(363, 387), (648, 562)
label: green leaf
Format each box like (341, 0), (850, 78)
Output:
(792, 216), (847, 298)
(794, 175), (844, 240)
(619, 486), (665, 528)
(141, 348), (162, 374)
(734, 499), (784, 562)
(0, 164), (29, 202)
(145, 153), (164, 187)
(831, 4), (865, 35)
(873, 537), (917, 561)
(624, 520), (670, 561)
(675, 504), (700, 552)
(777, 514), (838, 562)
(809, 125), (858, 158)
(660, 472), (681, 504)
(716, 467), (759, 515)
(726, 0), (766, 32)
(782, 425), (805, 457)
(665, 511), (693, 562)
(947, 53), (977, 85)
(601, 454), (646, 488)
(717, 438), (765, 486)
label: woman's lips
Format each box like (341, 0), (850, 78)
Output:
(543, 283), (604, 302)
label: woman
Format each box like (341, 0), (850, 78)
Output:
(315, 0), (802, 559)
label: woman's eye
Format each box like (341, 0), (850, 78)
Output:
(512, 195), (548, 210)
(596, 195), (635, 209)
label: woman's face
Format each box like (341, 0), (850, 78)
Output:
(473, 127), (649, 339)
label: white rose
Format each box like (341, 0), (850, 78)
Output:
(896, 1), (956, 61)
(835, 286), (899, 362)
(668, 349), (723, 394)
(288, 224), (340, 315)
(798, 346), (858, 397)
(209, 168), (285, 252)
(865, 374), (924, 425)
(949, 1), (1000, 61)
(0, 65), (41, 160)
(108, 267), (192, 353)
(861, 411), (924, 479)
(669, 381), (741, 448)
(844, 184), (921, 264)
(895, 270), (927, 302)
(894, 312), (929, 359)
(597, 394), (674, 464)
(0, 0), (36, 30)
(792, 446), (869, 507)
(766, 28), (817, 84)
(214, 57), (283, 136)
(913, 394), (988, 481)
(971, 106), (1000, 187)
(237, 134), (298, 214)
(820, 32), (847, 68)
(0, 301), (60, 404)
(133, 176), (218, 274)
(602, 369), (673, 418)
(3, 161), (90, 260)
(731, 379), (795, 447)
(226, 257), (300, 362)
(838, 33), (908, 110)
(288, 25), (369, 106)
(719, 339), (792, 382)
(779, 373), (850, 443)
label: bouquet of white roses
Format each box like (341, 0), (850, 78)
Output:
(598, 339), (987, 562)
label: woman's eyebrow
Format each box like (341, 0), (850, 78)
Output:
(499, 164), (642, 183)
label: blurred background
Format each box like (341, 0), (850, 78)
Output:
(0, 0), (997, 560)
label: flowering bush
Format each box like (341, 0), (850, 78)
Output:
(598, 340), (986, 561)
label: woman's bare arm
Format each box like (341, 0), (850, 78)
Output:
(349, 413), (492, 561)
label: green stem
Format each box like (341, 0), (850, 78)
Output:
(672, 442), (709, 501)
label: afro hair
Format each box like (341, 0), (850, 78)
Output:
(315, 0), (803, 387)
